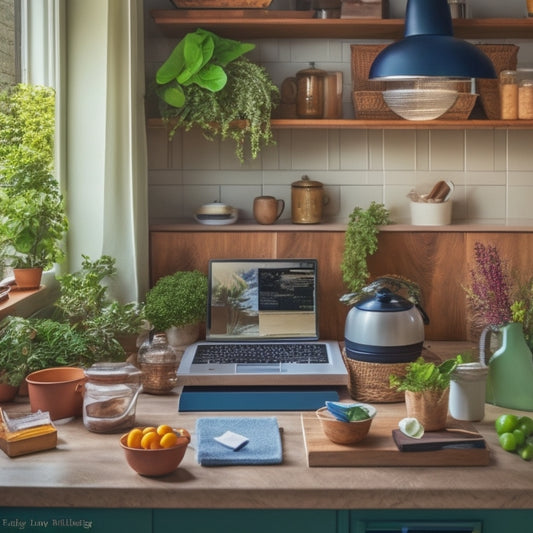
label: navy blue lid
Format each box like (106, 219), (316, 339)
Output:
(355, 288), (413, 312)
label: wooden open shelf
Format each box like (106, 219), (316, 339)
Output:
(151, 11), (533, 40)
(148, 117), (533, 131)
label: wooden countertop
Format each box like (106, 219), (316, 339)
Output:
(1, 342), (532, 510)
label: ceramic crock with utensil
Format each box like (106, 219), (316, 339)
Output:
(344, 288), (429, 364)
(291, 175), (328, 224)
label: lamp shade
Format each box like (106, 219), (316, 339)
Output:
(369, 0), (496, 80)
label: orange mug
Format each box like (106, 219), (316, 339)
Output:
(253, 196), (285, 225)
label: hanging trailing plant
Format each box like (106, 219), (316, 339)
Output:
(155, 29), (279, 163)
(340, 202), (391, 298)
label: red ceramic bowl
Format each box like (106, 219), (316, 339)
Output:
(119, 434), (188, 476)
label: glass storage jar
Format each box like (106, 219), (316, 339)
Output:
(499, 70), (518, 119)
(137, 333), (180, 394)
(83, 362), (143, 433)
(518, 69), (533, 119)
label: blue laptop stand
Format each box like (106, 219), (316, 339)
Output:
(178, 386), (340, 412)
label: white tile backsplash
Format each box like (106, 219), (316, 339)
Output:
(145, 14), (533, 225)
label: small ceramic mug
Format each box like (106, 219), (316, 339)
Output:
(253, 196), (285, 225)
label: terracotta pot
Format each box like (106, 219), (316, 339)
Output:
(165, 323), (200, 349)
(404, 388), (450, 431)
(0, 383), (18, 403)
(13, 267), (43, 290)
(26, 367), (87, 421)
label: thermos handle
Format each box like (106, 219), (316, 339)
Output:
(415, 303), (430, 326)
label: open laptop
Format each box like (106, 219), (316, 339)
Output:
(177, 259), (347, 386)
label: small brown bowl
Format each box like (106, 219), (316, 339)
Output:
(316, 405), (376, 445)
(119, 434), (188, 476)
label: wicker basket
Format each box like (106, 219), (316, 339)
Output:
(353, 91), (477, 120)
(343, 349), (407, 403)
(351, 45), (478, 121)
(476, 44), (519, 120)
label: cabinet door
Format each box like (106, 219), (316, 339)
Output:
(0, 508), (152, 533)
(154, 509), (338, 533)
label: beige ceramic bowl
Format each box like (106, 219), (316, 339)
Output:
(316, 405), (376, 445)
(119, 434), (188, 476)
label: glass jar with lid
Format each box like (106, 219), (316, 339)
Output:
(499, 70), (518, 120)
(518, 69), (533, 120)
(83, 362), (143, 433)
(137, 333), (181, 394)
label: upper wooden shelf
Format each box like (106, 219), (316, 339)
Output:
(147, 117), (533, 130)
(151, 10), (533, 40)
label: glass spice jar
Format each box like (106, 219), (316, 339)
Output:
(83, 362), (143, 434)
(499, 70), (518, 120)
(137, 333), (181, 394)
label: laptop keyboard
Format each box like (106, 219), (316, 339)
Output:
(193, 343), (329, 364)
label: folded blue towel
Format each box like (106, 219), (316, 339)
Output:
(196, 416), (282, 466)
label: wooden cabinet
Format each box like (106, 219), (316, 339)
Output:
(149, 225), (533, 342)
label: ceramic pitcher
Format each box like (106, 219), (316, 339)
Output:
(480, 322), (533, 411)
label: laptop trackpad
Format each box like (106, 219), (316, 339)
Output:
(236, 363), (281, 374)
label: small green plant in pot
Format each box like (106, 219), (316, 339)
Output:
(0, 84), (68, 287)
(144, 270), (208, 347)
(390, 355), (463, 431)
(155, 28), (279, 163)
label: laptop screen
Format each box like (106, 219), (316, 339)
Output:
(206, 259), (319, 341)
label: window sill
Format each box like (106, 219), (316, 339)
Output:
(0, 272), (59, 320)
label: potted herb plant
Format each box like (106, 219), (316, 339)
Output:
(389, 355), (462, 431)
(144, 270), (208, 348)
(155, 28), (279, 163)
(0, 84), (68, 288)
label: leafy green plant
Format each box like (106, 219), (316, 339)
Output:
(0, 317), (35, 386)
(54, 255), (143, 360)
(144, 270), (208, 332)
(0, 186), (68, 269)
(0, 84), (68, 271)
(156, 28), (254, 109)
(155, 29), (279, 162)
(340, 202), (391, 295)
(389, 355), (463, 393)
(0, 256), (144, 384)
(0, 84), (55, 192)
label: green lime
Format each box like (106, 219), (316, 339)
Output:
(518, 442), (533, 461)
(513, 429), (526, 447)
(499, 432), (517, 452)
(495, 414), (519, 435)
(517, 416), (533, 437)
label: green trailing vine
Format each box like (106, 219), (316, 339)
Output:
(159, 58), (279, 163)
(155, 28), (279, 163)
(340, 202), (391, 296)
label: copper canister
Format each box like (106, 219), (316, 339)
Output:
(291, 175), (326, 224)
(296, 63), (326, 118)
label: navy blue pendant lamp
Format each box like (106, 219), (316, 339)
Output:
(369, 0), (496, 80)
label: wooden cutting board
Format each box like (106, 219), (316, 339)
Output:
(301, 414), (491, 467)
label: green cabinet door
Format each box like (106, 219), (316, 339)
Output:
(154, 509), (338, 533)
(0, 508), (151, 533)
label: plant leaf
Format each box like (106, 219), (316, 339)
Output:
(156, 39), (186, 85)
(161, 86), (185, 108)
(187, 64), (227, 92)
(177, 32), (214, 85)
(205, 29), (255, 66)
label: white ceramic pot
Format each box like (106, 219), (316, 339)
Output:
(165, 323), (200, 349)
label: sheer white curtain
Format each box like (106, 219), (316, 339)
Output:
(27, 0), (149, 303)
